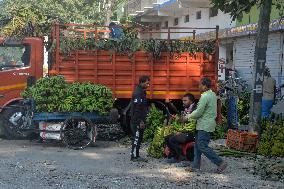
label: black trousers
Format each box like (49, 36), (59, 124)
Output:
(166, 132), (195, 158)
(130, 123), (144, 158)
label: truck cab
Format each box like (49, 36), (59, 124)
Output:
(0, 37), (44, 109)
(0, 37), (43, 138)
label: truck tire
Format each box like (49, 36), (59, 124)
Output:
(1, 102), (35, 139)
(60, 116), (96, 150)
(0, 115), (5, 137)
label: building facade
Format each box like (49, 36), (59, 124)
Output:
(124, 0), (284, 87)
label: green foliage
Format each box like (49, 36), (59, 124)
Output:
(211, 0), (258, 20)
(144, 104), (165, 142)
(21, 76), (114, 115)
(218, 148), (255, 158)
(140, 39), (168, 59)
(258, 120), (284, 157)
(0, 0), (110, 38)
(58, 36), (216, 59)
(220, 91), (251, 126)
(237, 91), (251, 125)
(211, 0), (284, 21)
(212, 123), (227, 140)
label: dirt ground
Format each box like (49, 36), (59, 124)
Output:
(0, 139), (283, 189)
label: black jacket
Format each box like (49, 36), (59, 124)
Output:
(130, 85), (148, 125)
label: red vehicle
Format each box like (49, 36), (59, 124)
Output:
(0, 24), (219, 138)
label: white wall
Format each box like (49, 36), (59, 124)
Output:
(233, 32), (284, 87)
(155, 7), (235, 39)
(218, 45), (226, 80)
(157, 0), (170, 3)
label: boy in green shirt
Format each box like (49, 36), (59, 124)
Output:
(184, 78), (227, 173)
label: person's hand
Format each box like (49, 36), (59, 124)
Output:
(179, 116), (187, 124)
(170, 114), (177, 120)
(176, 132), (182, 136)
(165, 99), (171, 104)
(139, 121), (145, 129)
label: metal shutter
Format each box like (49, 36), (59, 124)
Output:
(233, 32), (283, 87)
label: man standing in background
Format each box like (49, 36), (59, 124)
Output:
(130, 75), (150, 162)
(262, 67), (276, 118)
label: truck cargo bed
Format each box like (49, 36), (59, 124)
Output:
(50, 50), (217, 100)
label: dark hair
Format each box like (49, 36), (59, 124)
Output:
(109, 22), (116, 27)
(183, 93), (195, 102)
(264, 66), (271, 77)
(200, 77), (212, 88)
(139, 75), (150, 83)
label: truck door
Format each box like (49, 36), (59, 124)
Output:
(0, 40), (36, 106)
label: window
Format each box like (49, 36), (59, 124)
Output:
(209, 7), (218, 17)
(196, 11), (201, 20)
(155, 23), (160, 30)
(174, 18), (179, 26)
(164, 21), (168, 28)
(184, 15), (189, 23)
(0, 44), (31, 71)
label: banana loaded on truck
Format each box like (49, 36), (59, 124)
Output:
(0, 23), (220, 148)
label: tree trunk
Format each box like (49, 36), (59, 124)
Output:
(103, 0), (115, 38)
(104, 0), (115, 26)
(249, 0), (272, 133)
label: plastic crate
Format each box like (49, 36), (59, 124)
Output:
(226, 129), (259, 152)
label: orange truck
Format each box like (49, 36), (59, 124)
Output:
(0, 24), (219, 138)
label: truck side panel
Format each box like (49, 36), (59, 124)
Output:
(50, 50), (217, 100)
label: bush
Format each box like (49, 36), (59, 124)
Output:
(258, 120), (284, 157)
(220, 91), (250, 126)
(237, 91), (250, 125)
(212, 121), (227, 140)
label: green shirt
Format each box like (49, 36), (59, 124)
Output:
(186, 89), (217, 132)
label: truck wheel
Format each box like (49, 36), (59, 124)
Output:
(0, 103), (35, 139)
(0, 115), (5, 137)
(60, 116), (96, 150)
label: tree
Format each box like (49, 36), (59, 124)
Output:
(99, 0), (126, 26)
(211, 0), (284, 133)
(0, 0), (124, 38)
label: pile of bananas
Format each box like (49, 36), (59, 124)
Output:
(147, 117), (196, 158)
(147, 126), (176, 158)
(22, 76), (113, 115)
(143, 104), (165, 142)
(170, 118), (196, 133)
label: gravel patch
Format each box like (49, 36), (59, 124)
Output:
(0, 139), (282, 189)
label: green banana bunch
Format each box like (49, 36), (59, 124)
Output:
(21, 76), (114, 115)
(144, 104), (165, 142)
(57, 35), (216, 59)
(146, 114), (196, 158)
(147, 126), (175, 158)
